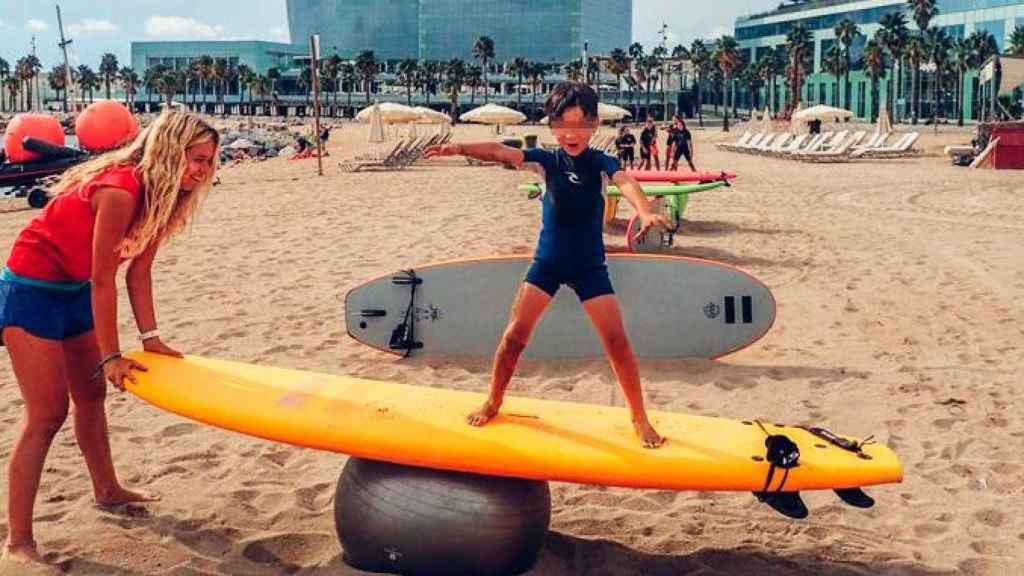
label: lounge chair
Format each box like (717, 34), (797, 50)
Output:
(794, 131), (866, 163)
(716, 130), (753, 150)
(725, 131), (767, 152)
(757, 133), (793, 155)
(765, 134), (808, 158)
(850, 132), (920, 159)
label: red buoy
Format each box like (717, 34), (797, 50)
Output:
(3, 114), (66, 164)
(75, 101), (139, 153)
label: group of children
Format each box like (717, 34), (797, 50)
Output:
(615, 116), (696, 172)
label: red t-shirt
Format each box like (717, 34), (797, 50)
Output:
(6, 164), (144, 282)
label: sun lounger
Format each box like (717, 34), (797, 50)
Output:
(716, 130), (753, 150)
(757, 133), (793, 155)
(793, 131), (866, 163)
(765, 134), (808, 157)
(850, 132), (920, 159)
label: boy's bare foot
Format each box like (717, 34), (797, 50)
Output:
(467, 401), (500, 427)
(633, 419), (666, 449)
(95, 486), (161, 507)
(2, 540), (44, 564)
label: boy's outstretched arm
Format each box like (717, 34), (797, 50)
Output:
(423, 142), (526, 168)
(610, 171), (673, 237)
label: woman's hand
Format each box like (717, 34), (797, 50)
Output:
(423, 144), (462, 158)
(632, 211), (674, 243)
(103, 357), (148, 391)
(143, 337), (184, 358)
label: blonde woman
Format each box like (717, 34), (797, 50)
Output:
(0, 110), (219, 564)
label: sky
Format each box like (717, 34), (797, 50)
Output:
(0, 0), (778, 70)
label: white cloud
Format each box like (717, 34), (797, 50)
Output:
(26, 19), (49, 32)
(269, 26), (289, 43)
(68, 18), (120, 36)
(145, 16), (225, 39)
(707, 25), (730, 40)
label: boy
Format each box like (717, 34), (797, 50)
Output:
(424, 82), (668, 448)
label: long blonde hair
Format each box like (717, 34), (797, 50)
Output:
(52, 109), (220, 257)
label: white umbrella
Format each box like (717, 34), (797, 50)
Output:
(792, 104), (853, 123)
(460, 103), (526, 126)
(356, 102), (420, 125)
(598, 102), (631, 122)
(761, 106), (772, 134)
(367, 102), (385, 143)
(226, 138), (256, 149)
(412, 106), (450, 124)
(876, 106), (892, 135)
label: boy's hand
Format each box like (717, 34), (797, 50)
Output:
(632, 212), (674, 243)
(143, 337), (184, 358)
(467, 400), (501, 427)
(423, 143), (462, 158)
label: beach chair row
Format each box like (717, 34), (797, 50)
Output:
(718, 130), (921, 162)
(339, 133), (452, 172)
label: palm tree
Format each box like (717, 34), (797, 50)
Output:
(909, 0), (939, 35)
(715, 36), (740, 131)
(671, 44), (690, 102)
(756, 53), (775, 114)
(194, 55), (214, 104)
(0, 57), (8, 112)
(397, 58), (418, 106)
(466, 65), (482, 104)
(355, 50), (378, 104)
(905, 36), (927, 123)
(212, 58), (229, 111)
(444, 58), (466, 122)
(159, 68), (183, 107)
(864, 39), (886, 123)
(835, 19), (860, 111)
(527, 62), (546, 121)
(76, 65), (99, 103)
(99, 53), (119, 101)
(607, 48), (629, 104)
(825, 43), (847, 107)
(18, 55), (42, 111)
(877, 12), (909, 121)
(510, 57), (528, 108)
(689, 40), (709, 126)
(952, 38), (971, 126)
(49, 64), (69, 111)
(236, 64), (255, 108)
(473, 36), (495, 103)
(1009, 24), (1024, 56)
(652, 44), (668, 115)
(967, 30), (998, 120)
(741, 62), (760, 114)
(628, 42), (645, 117)
(266, 66), (281, 109)
(6, 76), (21, 113)
(908, 0), (938, 124)
(926, 27), (952, 123)
(339, 62), (356, 109)
(298, 67), (312, 106)
(119, 66), (139, 107)
(640, 54), (660, 115)
(785, 24), (813, 115)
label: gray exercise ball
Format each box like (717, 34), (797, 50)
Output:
(335, 457), (551, 576)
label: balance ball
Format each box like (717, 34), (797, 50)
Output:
(335, 458), (551, 576)
(75, 101), (139, 153)
(3, 114), (65, 163)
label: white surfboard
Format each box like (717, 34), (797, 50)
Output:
(345, 254), (775, 359)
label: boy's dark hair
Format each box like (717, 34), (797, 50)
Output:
(545, 82), (598, 121)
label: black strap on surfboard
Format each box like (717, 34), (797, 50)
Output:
(799, 426), (877, 509)
(389, 269), (423, 357)
(752, 421), (807, 519)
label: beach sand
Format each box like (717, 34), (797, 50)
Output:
(1, 120), (1022, 575)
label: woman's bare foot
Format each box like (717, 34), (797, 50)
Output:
(467, 401), (501, 427)
(2, 540), (44, 564)
(633, 419), (666, 449)
(94, 486), (161, 507)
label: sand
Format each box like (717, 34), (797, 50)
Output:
(1, 119), (1022, 575)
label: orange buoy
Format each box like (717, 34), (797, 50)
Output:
(75, 101), (139, 153)
(3, 114), (66, 164)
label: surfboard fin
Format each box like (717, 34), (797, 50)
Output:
(753, 491), (808, 520)
(834, 488), (874, 509)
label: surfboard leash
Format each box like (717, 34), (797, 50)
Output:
(389, 269), (423, 357)
(753, 420), (801, 498)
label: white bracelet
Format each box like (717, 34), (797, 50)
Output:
(139, 329), (160, 342)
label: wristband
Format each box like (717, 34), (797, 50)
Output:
(139, 329), (160, 342)
(92, 352), (123, 380)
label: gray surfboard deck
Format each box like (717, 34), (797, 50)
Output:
(345, 254), (775, 359)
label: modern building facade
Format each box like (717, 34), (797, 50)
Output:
(286, 0), (632, 63)
(735, 0), (1024, 121)
(132, 41), (308, 78)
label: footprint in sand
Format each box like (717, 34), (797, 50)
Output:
(158, 422), (200, 438)
(241, 532), (336, 566)
(973, 508), (1005, 528)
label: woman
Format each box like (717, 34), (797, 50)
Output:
(0, 109), (219, 564)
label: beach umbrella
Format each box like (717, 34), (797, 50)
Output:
(356, 102), (420, 125)
(792, 104), (852, 124)
(460, 103), (526, 126)
(226, 138), (256, 150)
(876, 106), (892, 135)
(412, 106), (450, 124)
(761, 106), (772, 133)
(367, 103), (385, 143)
(598, 102), (631, 122)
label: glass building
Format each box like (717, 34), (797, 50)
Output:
(734, 0), (1024, 121)
(287, 0), (632, 63)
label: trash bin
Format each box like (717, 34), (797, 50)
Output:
(524, 134), (538, 149)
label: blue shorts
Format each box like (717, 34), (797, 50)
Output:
(0, 279), (94, 346)
(525, 259), (614, 302)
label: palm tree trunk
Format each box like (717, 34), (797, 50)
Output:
(957, 70), (964, 126)
(722, 76), (730, 132)
(696, 75), (704, 127)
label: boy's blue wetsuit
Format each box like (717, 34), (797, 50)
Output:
(522, 147), (622, 301)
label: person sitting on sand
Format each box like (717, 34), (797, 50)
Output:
(0, 109), (219, 565)
(424, 82), (669, 448)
